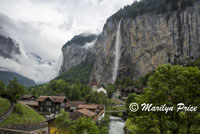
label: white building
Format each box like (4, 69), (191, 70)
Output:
(96, 87), (107, 94)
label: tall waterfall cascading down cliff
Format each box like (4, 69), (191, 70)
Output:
(112, 19), (122, 83)
(60, 1), (200, 85)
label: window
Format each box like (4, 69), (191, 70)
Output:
(56, 104), (59, 110)
(46, 101), (52, 106)
(61, 102), (65, 106)
(48, 107), (51, 112)
(40, 107), (43, 111)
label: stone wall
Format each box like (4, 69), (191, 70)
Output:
(0, 128), (31, 134)
(2, 122), (47, 132)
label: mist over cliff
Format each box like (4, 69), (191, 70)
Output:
(59, 0), (200, 85)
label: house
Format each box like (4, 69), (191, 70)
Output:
(47, 103), (105, 134)
(21, 95), (37, 101)
(77, 104), (105, 121)
(37, 96), (67, 115)
(66, 101), (86, 112)
(48, 111), (83, 134)
(97, 87), (107, 94)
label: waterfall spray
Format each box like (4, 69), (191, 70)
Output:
(112, 19), (122, 83)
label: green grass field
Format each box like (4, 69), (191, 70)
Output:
(0, 103), (45, 127)
(0, 97), (10, 115)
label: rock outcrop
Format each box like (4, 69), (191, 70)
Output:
(92, 1), (200, 84)
(60, 33), (97, 74)
(0, 35), (21, 59)
(60, 1), (200, 85)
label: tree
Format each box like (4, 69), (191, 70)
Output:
(126, 93), (138, 114)
(7, 78), (26, 103)
(105, 84), (116, 98)
(55, 110), (72, 134)
(86, 91), (110, 106)
(71, 116), (100, 134)
(128, 64), (200, 134)
(0, 80), (6, 95)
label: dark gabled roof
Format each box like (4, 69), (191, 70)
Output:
(77, 104), (98, 110)
(66, 101), (86, 107)
(19, 101), (38, 107)
(22, 95), (35, 99)
(36, 96), (66, 103)
(69, 111), (84, 120)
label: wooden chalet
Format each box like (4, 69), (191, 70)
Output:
(37, 96), (68, 115)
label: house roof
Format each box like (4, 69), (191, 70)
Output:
(36, 96), (66, 103)
(22, 95), (35, 99)
(76, 109), (96, 117)
(19, 101), (38, 107)
(69, 111), (84, 120)
(77, 104), (98, 110)
(66, 101), (86, 107)
(97, 104), (105, 110)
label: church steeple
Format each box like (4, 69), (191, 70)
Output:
(90, 73), (98, 86)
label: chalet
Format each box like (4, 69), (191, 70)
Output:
(37, 96), (67, 115)
(48, 111), (83, 134)
(77, 104), (105, 121)
(48, 104), (105, 134)
(21, 95), (37, 101)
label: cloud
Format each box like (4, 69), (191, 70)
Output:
(0, 54), (62, 83)
(0, 0), (133, 83)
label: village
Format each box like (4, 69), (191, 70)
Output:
(20, 94), (105, 134)
(0, 75), (144, 134)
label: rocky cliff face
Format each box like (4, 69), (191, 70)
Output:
(60, 33), (97, 74)
(92, 2), (200, 84)
(0, 35), (21, 59)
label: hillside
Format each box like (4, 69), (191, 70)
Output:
(0, 71), (35, 87)
(57, 54), (94, 84)
(0, 97), (10, 115)
(0, 103), (45, 127)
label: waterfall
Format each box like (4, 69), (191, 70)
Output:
(112, 19), (122, 83)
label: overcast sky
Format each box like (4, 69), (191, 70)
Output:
(0, 0), (133, 83)
(0, 0), (133, 61)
